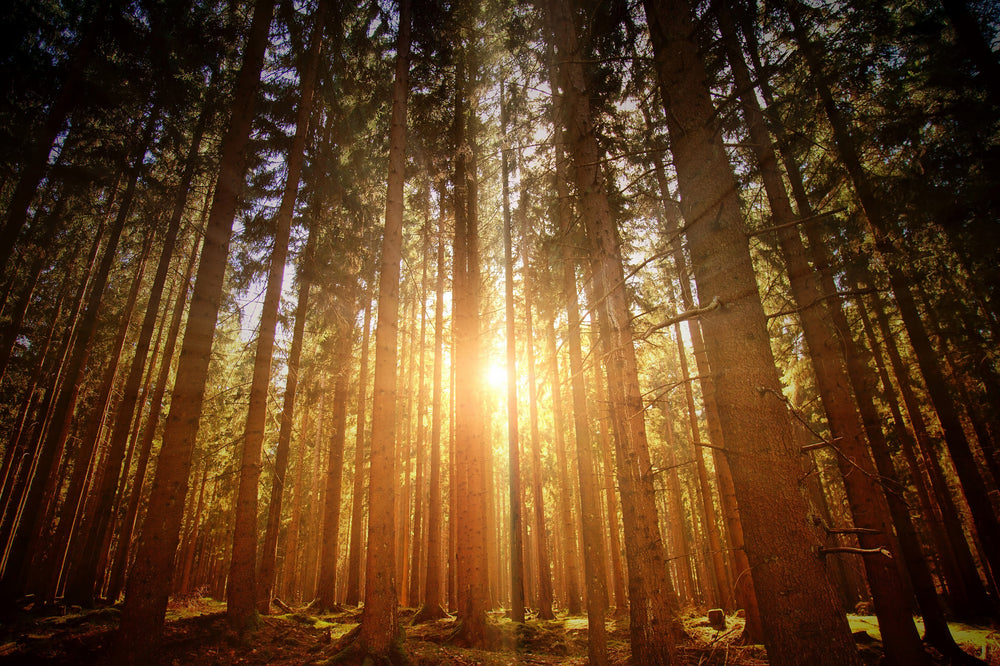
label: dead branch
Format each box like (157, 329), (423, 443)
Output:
(747, 207), (846, 237)
(819, 546), (892, 559)
(642, 296), (721, 338)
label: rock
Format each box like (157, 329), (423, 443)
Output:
(708, 608), (726, 629)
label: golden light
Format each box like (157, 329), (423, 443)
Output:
(485, 360), (507, 392)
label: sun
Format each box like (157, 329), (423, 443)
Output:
(485, 361), (506, 391)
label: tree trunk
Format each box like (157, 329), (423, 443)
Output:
(43, 231), (153, 605)
(716, 7), (928, 661)
(114, 0), (274, 657)
(257, 222), (317, 613)
(313, 323), (354, 610)
(350, 0), (409, 658)
(67, 78), (215, 607)
(642, 1), (860, 663)
(0, 106), (159, 603)
(413, 192), (448, 623)
(784, 0), (1000, 591)
(408, 210), (431, 609)
(450, 33), (491, 649)
(548, 0), (679, 661)
(519, 192), (556, 621)
(227, 0), (323, 630)
(105, 233), (202, 603)
(344, 299), (372, 607)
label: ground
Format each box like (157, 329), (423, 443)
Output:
(0, 597), (996, 664)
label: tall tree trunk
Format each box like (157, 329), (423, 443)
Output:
(408, 210), (431, 609)
(42, 231), (153, 604)
(500, 86), (526, 624)
(413, 193), (448, 623)
(641, 1), (860, 663)
(548, 0), (678, 661)
(257, 223), (316, 612)
(519, 191), (555, 621)
(347, 0), (409, 657)
(0, 107), (159, 602)
(105, 232), (201, 603)
(344, 299), (372, 607)
(65, 80), (216, 608)
(313, 323), (354, 610)
(784, 0), (1000, 590)
(282, 398), (313, 603)
(717, 7), (928, 661)
(545, 317), (582, 614)
(114, 0), (275, 657)
(451, 35), (491, 648)
(858, 264), (998, 609)
(227, 0), (323, 630)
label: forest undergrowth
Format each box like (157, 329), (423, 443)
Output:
(0, 596), (996, 665)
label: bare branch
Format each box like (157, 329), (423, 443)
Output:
(819, 546), (892, 559)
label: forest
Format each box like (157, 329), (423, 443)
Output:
(0, 0), (999, 663)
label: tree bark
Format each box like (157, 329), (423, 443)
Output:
(114, 0), (274, 658)
(66, 77), (216, 608)
(642, 1), (860, 663)
(257, 222), (317, 613)
(105, 232), (201, 603)
(717, 7), (928, 661)
(0, 106), (159, 603)
(346, 0), (410, 658)
(548, 0), (679, 661)
(226, 0), (323, 630)
(413, 192), (448, 622)
(344, 299), (372, 607)
(313, 323), (354, 610)
(784, 0), (1000, 591)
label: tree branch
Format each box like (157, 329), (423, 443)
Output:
(819, 546), (892, 559)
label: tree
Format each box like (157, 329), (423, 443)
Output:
(334, 0), (411, 658)
(641, 0), (861, 662)
(547, 0), (679, 661)
(114, 0), (275, 658)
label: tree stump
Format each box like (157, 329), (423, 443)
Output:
(708, 608), (727, 630)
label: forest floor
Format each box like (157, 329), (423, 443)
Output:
(0, 595), (997, 665)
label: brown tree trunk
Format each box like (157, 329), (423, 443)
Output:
(408, 210), (431, 609)
(114, 0), (275, 657)
(784, 0), (1000, 590)
(282, 399), (313, 603)
(859, 266), (997, 610)
(413, 196), (448, 623)
(642, 1), (860, 663)
(66, 78), (216, 607)
(717, 7), (928, 661)
(548, 0), (679, 661)
(257, 223), (317, 612)
(226, 0), (323, 630)
(0, 107), (159, 602)
(592, 361), (627, 614)
(519, 193), (555, 621)
(500, 86), (526, 625)
(104, 232), (202, 603)
(544, 317), (582, 615)
(344, 299), (372, 607)
(550, 78), (609, 658)
(313, 323), (354, 610)
(450, 34), (491, 649)
(43, 232), (154, 604)
(348, 0), (409, 658)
